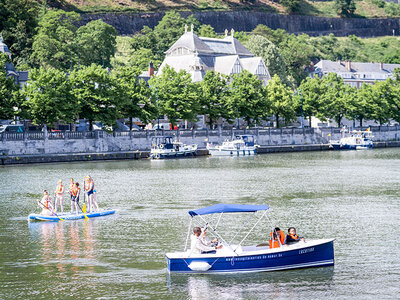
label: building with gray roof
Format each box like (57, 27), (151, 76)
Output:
(158, 27), (270, 84)
(312, 59), (400, 88)
(0, 36), (29, 88)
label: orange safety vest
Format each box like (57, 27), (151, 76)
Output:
(69, 183), (74, 191)
(84, 179), (90, 191)
(269, 240), (280, 249)
(269, 231), (285, 246)
(42, 197), (51, 209)
(289, 234), (299, 241)
(71, 187), (80, 197)
(56, 184), (64, 194)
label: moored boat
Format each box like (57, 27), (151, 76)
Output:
(207, 135), (258, 156)
(166, 204), (335, 274)
(330, 127), (373, 150)
(28, 209), (116, 221)
(150, 136), (197, 159)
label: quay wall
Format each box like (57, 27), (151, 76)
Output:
(1, 126), (400, 157)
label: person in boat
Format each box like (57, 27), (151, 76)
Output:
(284, 227), (305, 245)
(190, 227), (222, 255)
(54, 179), (64, 214)
(38, 190), (54, 216)
(70, 182), (81, 214)
(269, 227), (285, 249)
(200, 227), (219, 247)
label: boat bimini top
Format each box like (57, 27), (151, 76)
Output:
(183, 203), (271, 254)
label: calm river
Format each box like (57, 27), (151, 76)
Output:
(1, 149), (399, 299)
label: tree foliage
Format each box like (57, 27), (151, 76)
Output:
(22, 67), (77, 126)
(148, 65), (200, 127)
(69, 64), (121, 130)
(334, 0), (356, 17)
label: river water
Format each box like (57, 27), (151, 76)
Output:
(0, 149), (399, 299)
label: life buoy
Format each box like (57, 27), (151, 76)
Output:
(160, 144), (164, 149)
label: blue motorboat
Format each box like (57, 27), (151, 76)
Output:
(166, 204), (335, 274)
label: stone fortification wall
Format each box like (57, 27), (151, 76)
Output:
(80, 11), (400, 37)
(1, 127), (399, 156)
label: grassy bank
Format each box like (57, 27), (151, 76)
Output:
(55, 0), (391, 18)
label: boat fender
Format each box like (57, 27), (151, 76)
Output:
(188, 261), (211, 271)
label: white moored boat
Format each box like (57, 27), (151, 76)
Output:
(330, 127), (374, 150)
(207, 135), (258, 156)
(150, 136), (197, 159)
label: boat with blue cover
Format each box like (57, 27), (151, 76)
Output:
(166, 204), (335, 274)
(28, 209), (116, 221)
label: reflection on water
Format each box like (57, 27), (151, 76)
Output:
(1, 149), (400, 298)
(168, 267), (334, 299)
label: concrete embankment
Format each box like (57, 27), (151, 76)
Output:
(0, 149), (210, 165)
(2, 141), (400, 165)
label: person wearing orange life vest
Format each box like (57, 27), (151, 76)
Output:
(269, 227), (286, 249)
(68, 178), (75, 213)
(284, 227), (305, 245)
(54, 180), (65, 214)
(70, 182), (81, 214)
(38, 190), (54, 216)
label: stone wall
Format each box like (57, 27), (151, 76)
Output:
(80, 11), (400, 37)
(1, 127), (399, 156)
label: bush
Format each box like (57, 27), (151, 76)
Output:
(372, 0), (386, 8)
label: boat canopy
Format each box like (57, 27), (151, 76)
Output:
(188, 203), (269, 217)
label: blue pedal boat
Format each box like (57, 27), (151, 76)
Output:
(166, 204), (335, 274)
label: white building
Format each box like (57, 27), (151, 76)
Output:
(158, 26), (270, 84)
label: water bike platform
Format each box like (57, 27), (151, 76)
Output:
(28, 209), (116, 221)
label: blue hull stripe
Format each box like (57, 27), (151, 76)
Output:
(168, 259), (334, 274)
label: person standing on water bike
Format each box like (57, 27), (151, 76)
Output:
(54, 180), (64, 214)
(70, 182), (81, 214)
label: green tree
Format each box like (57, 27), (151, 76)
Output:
(266, 74), (295, 128)
(114, 67), (155, 130)
(69, 64), (121, 130)
(245, 35), (288, 85)
(198, 24), (218, 38)
(199, 71), (231, 128)
(31, 9), (81, 70)
(346, 83), (374, 127)
(280, 0), (302, 13)
(319, 73), (351, 127)
(298, 76), (325, 128)
(0, 54), (20, 120)
(22, 67), (77, 127)
(128, 48), (162, 71)
(334, 0), (356, 17)
(148, 65), (200, 127)
(373, 80), (396, 125)
(76, 19), (117, 68)
(251, 25), (289, 47)
(0, 0), (39, 67)
(228, 70), (267, 127)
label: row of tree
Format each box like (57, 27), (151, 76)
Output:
(3, 51), (400, 130)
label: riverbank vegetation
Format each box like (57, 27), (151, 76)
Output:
(2, 6), (400, 130)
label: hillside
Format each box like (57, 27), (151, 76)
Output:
(49, 0), (392, 18)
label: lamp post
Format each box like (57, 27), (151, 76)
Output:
(294, 88), (303, 128)
(149, 85), (160, 130)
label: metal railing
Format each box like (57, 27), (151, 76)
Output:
(1, 126), (399, 142)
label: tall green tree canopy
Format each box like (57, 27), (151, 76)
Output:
(0, 0), (39, 67)
(228, 70), (267, 127)
(148, 65), (200, 127)
(298, 76), (325, 127)
(76, 19), (117, 68)
(334, 0), (356, 17)
(69, 64), (122, 130)
(114, 67), (155, 129)
(266, 74), (296, 128)
(31, 9), (81, 70)
(22, 67), (77, 127)
(199, 71), (231, 128)
(245, 35), (288, 86)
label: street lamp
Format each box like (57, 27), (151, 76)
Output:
(294, 88), (303, 128)
(149, 85), (159, 130)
